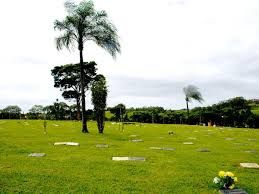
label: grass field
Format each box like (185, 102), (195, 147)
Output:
(0, 120), (258, 193)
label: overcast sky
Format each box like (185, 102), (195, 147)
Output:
(0, 0), (259, 112)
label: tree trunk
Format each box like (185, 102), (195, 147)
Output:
(96, 111), (105, 133)
(79, 45), (88, 133)
(186, 99), (189, 124)
(76, 97), (81, 120)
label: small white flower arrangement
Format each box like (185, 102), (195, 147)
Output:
(213, 171), (238, 190)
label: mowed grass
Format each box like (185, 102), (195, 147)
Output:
(0, 120), (258, 193)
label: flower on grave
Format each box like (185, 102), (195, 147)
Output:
(218, 171), (225, 177)
(213, 171), (237, 190)
(213, 177), (220, 184)
(225, 171), (234, 177)
(229, 184), (235, 189)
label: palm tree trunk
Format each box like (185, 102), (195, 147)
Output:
(186, 99), (189, 124)
(79, 47), (88, 133)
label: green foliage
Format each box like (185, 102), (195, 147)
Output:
(27, 105), (44, 119)
(43, 100), (69, 120)
(189, 97), (255, 127)
(91, 74), (108, 133)
(51, 62), (97, 92)
(109, 104), (126, 122)
(0, 120), (258, 193)
(54, 0), (120, 57)
(51, 62), (97, 120)
(1, 105), (22, 119)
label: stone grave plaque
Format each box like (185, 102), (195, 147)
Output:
(244, 150), (256, 153)
(197, 148), (210, 152)
(66, 142), (79, 146)
(194, 131), (198, 133)
(240, 163), (259, 168)
(112, 157), (145, 161)
(219, 189), (248, 194)
(129, 135), (138, 137)
(183, 142), (193, 145)
(162, 147), (175, 151)
(188, 137), (197, 140)
(248, 139), (256, 141)
(54, 142), (79, 146)
(28, 153), (46, 157)
(96, 144), (109, 148)
(225, 138), (234, 141)
(130, 139), (143, 142)
(53, 124), (59, 127)
(150, 147), (162, 150)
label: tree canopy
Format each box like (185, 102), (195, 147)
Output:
(51, 62), (97, 120)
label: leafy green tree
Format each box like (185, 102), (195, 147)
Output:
(110, 104), (126, 122)
(91, 74), (108, 133)
(27, 105), (44, 119)
(51, 62), (97, 120)
(2, 105), (22, 119)
(54, 0), (120, 133)
(44, 99), (69, 120)
(183, 85), (203, 124)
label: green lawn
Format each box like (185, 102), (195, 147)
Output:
(0, 120), (258, 193)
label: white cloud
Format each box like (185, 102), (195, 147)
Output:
(0, 0), (259, 111)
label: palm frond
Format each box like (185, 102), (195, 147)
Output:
(55, 31), (76, 51)
(86, 19), (121, 58)
(64, 0), (77, 14)
(183, 85), (204, 103)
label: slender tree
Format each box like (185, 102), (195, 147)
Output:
(54, 0), (120, 133)
(183, 85), (204, 124)
(91, 74), (108, 133)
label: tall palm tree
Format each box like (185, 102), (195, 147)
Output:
(183, 85), (204, 124)
(54, 0), (120, 133)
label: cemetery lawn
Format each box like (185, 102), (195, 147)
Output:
(0, 120), (258, 193)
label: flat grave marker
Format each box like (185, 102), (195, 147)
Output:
(240, 163), (259, 168)
(197, 148), (210, 152)
(219, 189), (248, 194)
(188, 137), (197, 140)
(129, 135), (138, 137)
(112, 157), (145, 161)
(244, 150), (256, 153)
(149, 147), (175, 151)
(248, 139), (256, 141)
(225, 138), (234, 141)
(183, 142), (193, 145)
(150, 147), (162, 150)
(96, 144), (109, 148)
(130, 139), (143, 142)
(54, 142), (80, 146)
(28, 153), (46, 157)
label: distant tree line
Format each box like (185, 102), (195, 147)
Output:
(1, 97), (259, 128)
(107, 97), (259, 128)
